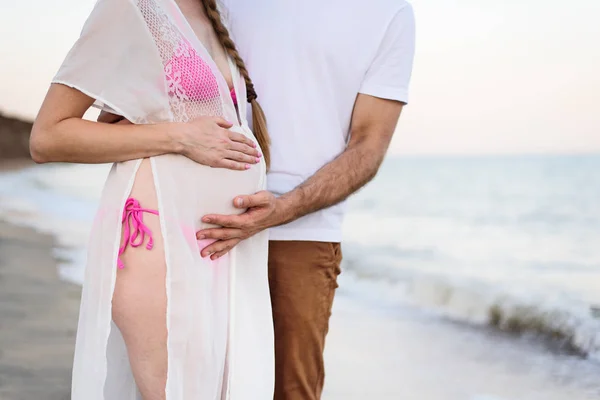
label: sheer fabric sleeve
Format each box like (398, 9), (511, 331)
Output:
(52, 0), (171, 123)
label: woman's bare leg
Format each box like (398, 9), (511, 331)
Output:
(112, 159), (167, 400)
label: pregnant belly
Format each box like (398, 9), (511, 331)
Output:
(109, 151), (263, 235)
(152, 153), (264, 224)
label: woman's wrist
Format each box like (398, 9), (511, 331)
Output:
(153, 122), (187, 156)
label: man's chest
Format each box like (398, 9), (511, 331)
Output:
(224, 0), (382, 74)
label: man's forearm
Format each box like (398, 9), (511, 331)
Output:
(276, 138), (385, 225)
(269, 94), (403, 227)
(195, 96), (403, 258)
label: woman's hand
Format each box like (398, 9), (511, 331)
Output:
(98, 111), (261, 170)
(33, 84), (258, 166)
(174, 117), (261, 170)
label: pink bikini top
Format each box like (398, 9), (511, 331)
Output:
(166, 39), (238, 106)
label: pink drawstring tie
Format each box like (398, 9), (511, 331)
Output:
(117, 197), (159, 269)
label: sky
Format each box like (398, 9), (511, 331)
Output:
(0, 0), (599, 155)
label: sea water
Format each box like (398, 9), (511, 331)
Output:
(1, 154), (600, 394)
(342, 154), (600, 359)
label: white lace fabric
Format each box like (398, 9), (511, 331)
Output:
(138, 0), (224, 122)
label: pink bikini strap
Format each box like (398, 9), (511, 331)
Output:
(117, 197), (159, 269)
(230, 87), (238, 106)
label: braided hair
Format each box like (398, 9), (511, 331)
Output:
(201, 0), (271, 168)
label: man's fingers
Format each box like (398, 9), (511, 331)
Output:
(213, 117), (234, 129)
(201, 239), (240, 259)
(211, 246), (235, 260)
(233, 191), (271, 209)
(202, 214), (244, 228)
(228, 130), (257, 149)
(98, 111), (124, 124)
(196, 228), (242, 241)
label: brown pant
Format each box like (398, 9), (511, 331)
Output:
(268, 241), (343, 400)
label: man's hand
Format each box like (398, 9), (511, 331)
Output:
(98, 110), (128, 124)
(196, 95), (403, 259)
(196, 191), (285, 259)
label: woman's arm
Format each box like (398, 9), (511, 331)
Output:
(30, 84), (261, 170)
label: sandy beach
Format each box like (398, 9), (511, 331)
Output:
(0, 220), (79, 400)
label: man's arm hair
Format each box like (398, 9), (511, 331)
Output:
(276, 93), (404, 224)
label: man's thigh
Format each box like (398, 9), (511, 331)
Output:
(268, 240), (342, 400)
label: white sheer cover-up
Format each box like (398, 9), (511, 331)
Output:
(53, 0), (274, 398)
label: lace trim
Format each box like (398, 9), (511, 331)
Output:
(137, 0), (223, 122)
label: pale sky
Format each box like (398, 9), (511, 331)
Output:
(0, 0), (599, 155)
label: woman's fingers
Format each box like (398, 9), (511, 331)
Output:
(212, 117), (234, 129)
(228, 131), (257, 149)
(228, 141), (260, 158)
(224, 150), (259, 165)
(184, 117), (261, 170)
(214, 158), (251, 171)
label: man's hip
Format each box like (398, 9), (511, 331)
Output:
(268, 240), (342, 400)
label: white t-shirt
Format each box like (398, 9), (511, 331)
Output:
(223, 0), (416, 242)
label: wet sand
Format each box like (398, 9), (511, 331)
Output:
(0, 158), (34, 173)
(0, 220), (80, 400)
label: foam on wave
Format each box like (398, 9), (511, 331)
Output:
(405, 274), (600, 360)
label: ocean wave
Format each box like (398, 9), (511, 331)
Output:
(3, 162), (600, 362)
(405, 274), (600, 360)
(26, 163), (110, 201)
(338, 262), (600, 361)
